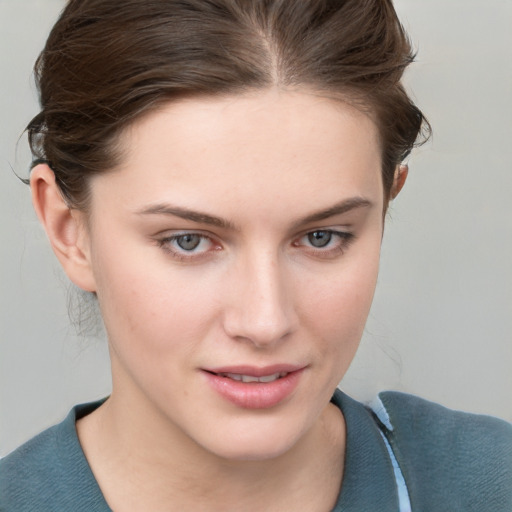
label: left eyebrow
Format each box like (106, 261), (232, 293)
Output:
(292, 197), (373, 228)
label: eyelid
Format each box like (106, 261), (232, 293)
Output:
(294, 225), (353, 241)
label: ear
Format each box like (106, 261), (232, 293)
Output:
(30, 164), (97, 292)
(390, 164), (408, 200)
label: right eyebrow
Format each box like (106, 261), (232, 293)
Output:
(135, 203), (238, 231)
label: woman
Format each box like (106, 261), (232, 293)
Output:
(1, 0), (511, 510)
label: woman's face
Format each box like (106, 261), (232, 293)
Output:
(82, 90), (384, 460)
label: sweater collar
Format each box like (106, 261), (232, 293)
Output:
(331, 389), (400, 511)
(60, 391), (399, 511)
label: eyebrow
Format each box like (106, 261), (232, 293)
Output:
(136, 196), (373, 231)
(293, 197), (373, 228)
(136, 203), (237, 230)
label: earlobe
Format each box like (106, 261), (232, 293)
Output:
(30, 164), (97, 292)
(390, 164), (408, 199)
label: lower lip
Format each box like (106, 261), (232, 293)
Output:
(203, 369), (304, 409)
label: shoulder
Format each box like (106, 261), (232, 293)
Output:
(0, 400), (110, 511)
(374, 391), (512, 511)
(376, 391), (512, 457)
(0, 421), (65, 509)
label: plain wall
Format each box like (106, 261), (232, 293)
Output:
(1, 0), (511, 456)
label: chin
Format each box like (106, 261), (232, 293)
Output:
(198, 419), (311, 463)
(213, 438), (298, 462)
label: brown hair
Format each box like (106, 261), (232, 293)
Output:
(28, 0), (429, 210)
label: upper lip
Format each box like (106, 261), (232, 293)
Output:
(203, 364), (306, 377)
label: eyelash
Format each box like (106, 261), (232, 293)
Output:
(156, 229), (355, 261)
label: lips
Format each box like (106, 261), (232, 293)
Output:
(202, 365), (305, 409)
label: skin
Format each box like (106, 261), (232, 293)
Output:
(31, 89), (405, 511)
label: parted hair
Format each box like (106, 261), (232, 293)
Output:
(28, 0), (429, 209)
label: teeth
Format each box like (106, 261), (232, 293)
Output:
(224, 373), (243, 381)
(258, 373), (281, 382)
(242, 375), (261, 383)
(220, 372), (286, 383)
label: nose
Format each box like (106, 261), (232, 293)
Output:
(222, 250), (297, 348)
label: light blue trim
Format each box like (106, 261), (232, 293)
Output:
(378, 430), (412, 512)
(371, 396), (411, 512)
(370, 396), (394, 431)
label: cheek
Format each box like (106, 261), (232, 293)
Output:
(298, 242), (381, 354)
(91, 241), (219, 360)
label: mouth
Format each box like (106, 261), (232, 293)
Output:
(202, 365), (305, 409)
(208, 371), (289, 383)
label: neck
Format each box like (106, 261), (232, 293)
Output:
(77, 387), (345, 512)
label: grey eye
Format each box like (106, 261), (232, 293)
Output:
(176, 234), (202, 251)
(307, 231), (332, 248)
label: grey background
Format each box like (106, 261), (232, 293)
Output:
(1, 0), (511, 456)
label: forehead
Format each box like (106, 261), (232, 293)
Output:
(91, 89), (383, 220)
